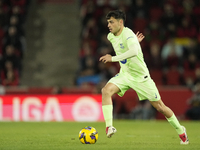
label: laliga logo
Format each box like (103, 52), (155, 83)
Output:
(72, 96), (100, 122)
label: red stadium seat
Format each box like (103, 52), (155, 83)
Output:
(150, 70), (164, 85)
(133, 18), (147, 33)
(150, 7), (163, 20)
(165, 69), (181, 85)
(183, 70), (196, 81)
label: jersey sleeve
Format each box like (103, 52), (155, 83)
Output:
(112, 29), (139, 62)
(111, 43), (138, 62)
(124, 29), (138, 49)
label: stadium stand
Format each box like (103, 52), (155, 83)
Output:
(76, 0), (200, 91)
(1, 0), (200, 93)
(0, 0), (30, 86)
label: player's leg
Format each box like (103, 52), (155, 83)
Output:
(150, 100), (183, 132)
(102, 82), (120, 127)
(102, 73), (130, 137)
(102, 82), (120, 105)
(131, 78), (189, 144)
(101, 82), (120, 138)
(150, 100), (189, 144)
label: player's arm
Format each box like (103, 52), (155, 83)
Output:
(99, 32), (142, 63)
(110, 32), (145, 62)
(100, 36), (139, 63)
(111, 30), (141, 62)
(99, 43), (138, 63)
(136, 31), (145, 43)
(111, 43), (138, 62)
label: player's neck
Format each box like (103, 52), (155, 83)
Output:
(114, 26), (124, 36)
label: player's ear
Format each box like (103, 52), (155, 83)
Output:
(119, 19), (123, 25)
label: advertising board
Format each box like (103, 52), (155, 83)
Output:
(0, 95), (104, 122)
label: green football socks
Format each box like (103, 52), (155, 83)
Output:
(102, 105), (113, 127)
(166, 113), (184, 135)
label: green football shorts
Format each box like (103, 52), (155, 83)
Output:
(108, 73), (161, 101)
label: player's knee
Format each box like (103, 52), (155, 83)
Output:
(101, 86), (113, 96)
(101, 86), (109, 95)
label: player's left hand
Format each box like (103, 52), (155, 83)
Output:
(99, 54), (112, 63)
(136, 31), (145, 43)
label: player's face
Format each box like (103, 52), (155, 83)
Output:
(107, 17), (123, 36)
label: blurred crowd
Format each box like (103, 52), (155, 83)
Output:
(0, 0), (30, 86)
(76, 0), (200, 92)
(185, 83), (200, 120)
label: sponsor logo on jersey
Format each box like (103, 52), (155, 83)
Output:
(155, 93), (157, 99)
(120, 59), (127, 64)
(127, 36), (134, 40)
(120, 43), (124, 49)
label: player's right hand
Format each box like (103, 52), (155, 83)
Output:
(99, 54), (112, 63)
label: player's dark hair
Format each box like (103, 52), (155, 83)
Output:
(106, 10), (126, 24)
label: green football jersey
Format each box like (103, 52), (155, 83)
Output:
(107, 27), (150, 82)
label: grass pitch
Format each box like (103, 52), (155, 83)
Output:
(0, 120), (199, 150)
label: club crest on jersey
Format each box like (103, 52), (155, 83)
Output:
(114, 74), (119, 77)
(120, 59), (127, 64)
(120, 43), (124, 49)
